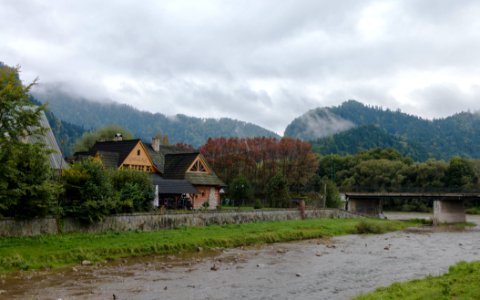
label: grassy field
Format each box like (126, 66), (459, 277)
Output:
(354, 261), (480, 300)
(0, 218), (415, 272)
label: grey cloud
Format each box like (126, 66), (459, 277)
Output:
(2, 0), (480, 134)
(409, 84), (480, 118)
(299, 109), (355, 139)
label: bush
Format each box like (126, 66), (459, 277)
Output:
(321, 178), (341, 208)
(253, 199), (264, 209)
(265, 173), (290, 208)
(229, 176), (254, 206)
(466, 207), (480, 215)
(0, 143), (62, 219)
(355, 220), (388, 234)
(109, 169), (154, 213)
(61, 158), (117, 224)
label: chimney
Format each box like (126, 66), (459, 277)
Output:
(113, 133), (123, 142)
(152, 137), (160, 152)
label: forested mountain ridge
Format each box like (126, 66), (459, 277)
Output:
(33, 88), (280, 148)
(285, 100), (480, 160)
(312, 125), (430, 161)
(29, 97), (85, 156)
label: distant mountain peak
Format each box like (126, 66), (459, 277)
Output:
(285, 99), (480, 160)
(284, 107), (355, 140)
(340, 99), (365, 108)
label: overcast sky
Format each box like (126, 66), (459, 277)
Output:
(2, 0), (480, 134)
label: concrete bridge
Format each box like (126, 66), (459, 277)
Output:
(344, 192), (480, 224)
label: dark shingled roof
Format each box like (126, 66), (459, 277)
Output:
(89, 139), (141, 167)
(74, 140), (225, 188)
(151, 174), (198, 194)
(185, 172), (226, 187)
(145, 144), (195, 173)
(97, 151), (120, 169)
(163, 153), (200, 179)
(162, 153), (226, 187)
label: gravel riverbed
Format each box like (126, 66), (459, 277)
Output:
(2, 213), (479, 300)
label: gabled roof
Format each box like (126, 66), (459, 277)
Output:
(89, 139), (141, 167)
(163, 152), (226, 187)
(97, 151), (120, 169)
(163, 153), (200, 179)
(73, 139), (225, 187)
(185, 172), (226, 187)
(145, 144), (194, 173)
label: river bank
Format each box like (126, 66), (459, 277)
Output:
(1, 214), (478, 299)
(0, 218), (411, 273)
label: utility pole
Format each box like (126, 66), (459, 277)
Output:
(323, 183), (327, 209)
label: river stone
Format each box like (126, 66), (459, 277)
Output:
(81, 260), (92, 266)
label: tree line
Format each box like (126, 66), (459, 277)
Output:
(318, 148), (479, 191)
(318, 148), (480, 211)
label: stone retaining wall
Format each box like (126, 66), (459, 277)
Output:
(0, 209), (358, 237)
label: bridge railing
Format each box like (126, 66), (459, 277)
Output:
(339, 186), (480, 194)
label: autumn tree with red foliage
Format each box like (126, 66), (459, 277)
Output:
(200, 137), (318, 194)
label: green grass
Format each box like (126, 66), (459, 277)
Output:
(354, 261), (480, 300)
(0, 218), (416, 273)
(354, 220), (412, 234)
(466, 207), (480, 215)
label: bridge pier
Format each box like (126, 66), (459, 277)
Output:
(345, 192), (474, 224)
(347, 198), (382, 217)
(432, 199), (466, 224)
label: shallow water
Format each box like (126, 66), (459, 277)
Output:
(1, 213), (480, 300)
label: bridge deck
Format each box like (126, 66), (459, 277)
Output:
(344, 192), (480, 200)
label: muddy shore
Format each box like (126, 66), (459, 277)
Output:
(1, 213), (479, 300)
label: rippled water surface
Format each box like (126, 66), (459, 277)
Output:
(2, 213), (480, 300)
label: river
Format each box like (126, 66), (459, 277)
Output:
(2, 213), (480, 300)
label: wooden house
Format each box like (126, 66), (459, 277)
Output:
(146, 137), (226, 209)
(73, 136), (225, 209)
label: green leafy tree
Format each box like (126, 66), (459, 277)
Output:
(72, 125), (133, 152)
(229, 176), (254, 206)
(402, 160), (448, 189)
(0, 64), (62, 218)
(352, 159), (407, 191)
(0, 65), (45, 146)
(444, 157), (478, 189)
(321, 178), (341, 208)
(109, 169), (154, 212)
(265, 173), (290, 208)
(0, 143), (62, 218)
(61, 158), (117, 224)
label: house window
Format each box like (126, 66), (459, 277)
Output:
(137, 150), (141, 156)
